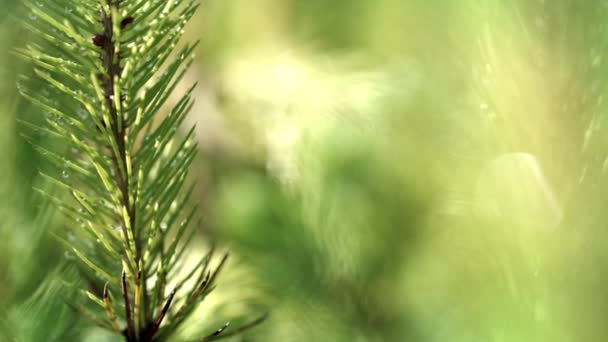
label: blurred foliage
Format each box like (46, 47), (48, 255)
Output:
(4, 0), (608, 341)
(0, 1), (85, 339)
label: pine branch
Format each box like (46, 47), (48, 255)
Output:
(19, 0), (265, 340)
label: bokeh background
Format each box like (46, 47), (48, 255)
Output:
(2, 0), (608, 341)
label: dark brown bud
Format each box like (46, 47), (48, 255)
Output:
(92, 34), (107, 47)
(121, 17), (135, 29)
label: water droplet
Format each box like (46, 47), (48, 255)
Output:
(62, 170), (69, 178)
(160, 222), (168, 231)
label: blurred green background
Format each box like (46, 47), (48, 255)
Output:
(3, 0), (608, 341)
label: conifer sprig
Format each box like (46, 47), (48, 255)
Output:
(18, 0), (266, 340)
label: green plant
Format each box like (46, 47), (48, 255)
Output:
(17, 0), (265, 340)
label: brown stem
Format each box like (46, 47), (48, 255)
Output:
(103, 283), (121, 332)
(122, 271), (136, 341)
(100, 1), (133, 250)
(143, 288), (177, 341)
(99, 3), (147, 339)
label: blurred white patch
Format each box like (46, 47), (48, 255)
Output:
(474, 152), (562, 230)
(221, 47), (420, 184)
(266, 120), (301, 185)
